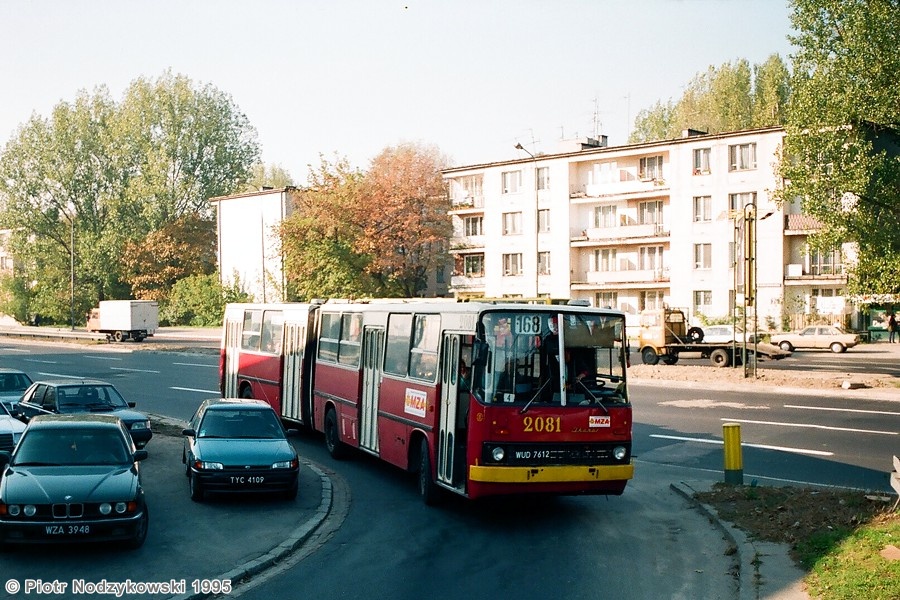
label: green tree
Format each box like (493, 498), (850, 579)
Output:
(160, 273), (252, 326)
(242, 163), (295, 192)
(630, 56), (790, 143)
(777, 0), (900, 294)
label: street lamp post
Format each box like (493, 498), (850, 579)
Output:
(515, 143), (540, 298)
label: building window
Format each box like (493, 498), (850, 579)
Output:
(435, 268), (445, 284)
(595, 291), (618, 309)
(729, 143), (757, 171)
(693, 290), (713, 314)
(502, 253), (523, 276)
(537, 209), (550, 233)
(537, 167), (550, 190)
(809, 247), (843, 275)
(538, 251), (551, 275)
(450, 175), (483, 204)
(592, 248), (617, 272)
(464, 216), (483, 236)
(639, 155), (663, 180)
(639, 200), (663, 225)
(729, 191), (757, 213)
(463, 254), (484, 277)
(693, 148), (711, 174)
(594, 205), (617, 228)
(502, 212), (522, 235)
(694, 243), (712, 269)
(501, 170), (522, 194)
(692, 196), (712, 222)
(639, 245), (663, 270)
(640, 290), (664, 311)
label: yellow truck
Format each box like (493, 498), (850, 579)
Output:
(637, 307), (789, 367)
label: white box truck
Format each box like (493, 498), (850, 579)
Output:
(86, 300), (159, 342)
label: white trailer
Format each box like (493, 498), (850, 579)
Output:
(86, 300), (159, 342)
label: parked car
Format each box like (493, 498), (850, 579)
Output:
(0, 413), (149, 549)
(0, 402), (26, 454)
(182, 398), (300, 502)
(770, 326), (860, 353)
(0, 368), (33, 413)
(16, 379), (152, 448)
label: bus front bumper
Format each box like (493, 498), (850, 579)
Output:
(468, 462), (634, 484)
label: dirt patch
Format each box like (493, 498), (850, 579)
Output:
(629, 363), (898, 390)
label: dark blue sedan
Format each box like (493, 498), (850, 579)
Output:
(182, 399), (300, 502)
(0, 414), (149, 549)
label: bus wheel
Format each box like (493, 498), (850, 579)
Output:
(324, 408), (347, 460)
(240, 386), (253, 399)
(418, 438), (440, 506)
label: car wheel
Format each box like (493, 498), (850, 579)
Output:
(124, 508), (149, 550)
(778, 341), (793, 352)
(830, 342), (845, 353)
(418, 437), (440, 506)
(687, 326), (704, 343)
(641, 347), (659, 365)
(189, 473), (205, 502)
(324, 407), (347, 460)
(240, 385), (253, 400)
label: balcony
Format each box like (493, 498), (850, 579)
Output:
(571, 223), (669, 245)
(451, 274), (486, 290)
(784, 214), (824, 233)
(573, 268), (669, 286)
(449, 195), (485, 212)
(449, 236), (486, 253)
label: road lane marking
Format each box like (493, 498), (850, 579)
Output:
(171, 386), (220, 394)
(85, 355), (123, 361)
(785, 404), (900, 417)
(649, 434), (834, 456)
(659, 399), (769, 409)
(111, 367), (160, 374)
(0, 348), (30, 353)
(172, 362), (218, 368)
(719, 417), (897, 436)
(24, 358), (58, 364)
(36, 372), (83, 379)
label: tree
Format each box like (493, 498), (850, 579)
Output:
(242, 163), (295, 192)
(116, 70), (260, 228)
(629, 56), (790, 143)
(355, 142), (452, 297)
(777, 0), (900, 294)
(121, 215), (217, 301)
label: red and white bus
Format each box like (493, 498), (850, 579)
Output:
(220, 300), (633, 502)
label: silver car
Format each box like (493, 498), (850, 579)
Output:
(770, 326), (859, 353)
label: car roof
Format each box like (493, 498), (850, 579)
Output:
(28, 413), (125, 428)
(0, 368), (29, 374)
(200, 398), (273, 411)
(30, 379), (116, 387)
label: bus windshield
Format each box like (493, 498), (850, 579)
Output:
(475, 311), (627, 407)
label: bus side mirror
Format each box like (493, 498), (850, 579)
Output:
(472, 340), (489, 367)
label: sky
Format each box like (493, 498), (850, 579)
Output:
(0, 0), (795, 182)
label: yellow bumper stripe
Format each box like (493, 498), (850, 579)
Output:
(469, 463), (634, 483)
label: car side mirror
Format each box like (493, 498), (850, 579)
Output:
(133, 450), (149, 462)
(182, 428), (195, 437)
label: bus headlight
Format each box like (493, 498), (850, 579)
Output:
(613, 446), (627, 461)
(491, 446), (505, 462)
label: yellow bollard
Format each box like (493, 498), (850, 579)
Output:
(722, 422), (744, 485)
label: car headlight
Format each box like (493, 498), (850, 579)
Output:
(23, 504), (37, 517)
(272, 458), (298, 469)
(99, 503), (112, 515)
(130, 421), (150, 431)
(195, 461), (223, 470)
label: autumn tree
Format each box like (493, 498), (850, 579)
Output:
(355, 142), (452, 297)
(121, 215), (217, 301)
(629, 56), (791, 143)
(280, 155), (377, 300)
(777, 0), (900, 294)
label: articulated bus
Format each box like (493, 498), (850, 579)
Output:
(220, 300), (634, 502)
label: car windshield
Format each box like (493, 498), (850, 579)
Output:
(13, 428), (130, 466)
(0, 372), (31, 393)
(198, 409), (284, 439)
(475, 310), (628, 407)
(57, 385), (128, 413)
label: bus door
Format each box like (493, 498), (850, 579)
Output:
(222, 318), (241, 397)
(437, 333), (465, 489)
(359, 327), (383, 453)
(281, 321), (305, 422)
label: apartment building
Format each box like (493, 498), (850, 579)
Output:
(444, 126), (850, 330)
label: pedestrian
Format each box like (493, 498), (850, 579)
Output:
(888, 313), (897, 343)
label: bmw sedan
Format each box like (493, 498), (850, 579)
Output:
(17, 379), (152, 448)
(182, 398), (300, 502)
(0, 414), (149, 549)
(0, 368), (33, 413)
(0, 402), (26, 454)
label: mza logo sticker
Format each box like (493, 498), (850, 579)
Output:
(404, 389), (427, 418)
(589, 415), (611, 428)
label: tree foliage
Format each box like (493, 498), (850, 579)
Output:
(777, 0), (900, 294)
(629, 55), (791, 143)
(280, 143), (451, 300)
(159, 273), (252, 327)
(0, 72), (259, 323)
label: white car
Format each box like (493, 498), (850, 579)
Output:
(0, 401), (26, 453)
(697, 324), (760, 344)
(770, 326), (859, 353)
